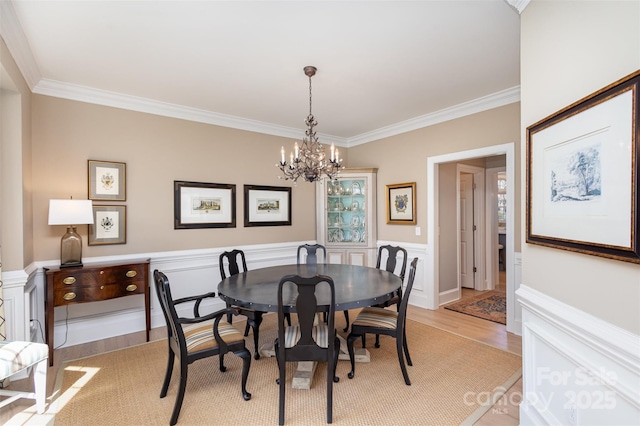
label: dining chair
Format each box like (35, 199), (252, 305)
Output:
(220, 249), (290, 359)
(274, 274), (340, 425)
(297, 243), (351, 332)
(296, 243), (326, 265)
(346, 257), (418, 386)
(153, 270), (252, 425)
(365, 244), (408, 348)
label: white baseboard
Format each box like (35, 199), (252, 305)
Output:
(517, 285), (640, 425)
(439, 288), (460, 305)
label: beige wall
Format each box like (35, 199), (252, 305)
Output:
(31, 95), (318, 261)
(521, 1), (640, 333)
(438, 162), (457, 292)
(0, 37), (33, 270)
(348, 102), (521, 248)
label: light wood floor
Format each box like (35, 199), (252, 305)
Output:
(2, 271), (521, 425)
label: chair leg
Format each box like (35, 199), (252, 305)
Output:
(342, 310), (349, 332)
(375, 334), (381, 348)
(361, 333), (366, 348)
(332, 338), (340, 383)
(277, 343), (286, 426)
(235, 348), (252, 401)
(219, 353), (227, 372)
(403, 327), (413, 366)
(327, 350), (334, 424)
(396, 333), (411, 386)
(244, 321), (250, 337)
(285, 312), (292, 326)
(170, 358), (189, 426)
(160, 350), (175, 398)
(347, 333), (358, 379)
(33, 358), (47, 414)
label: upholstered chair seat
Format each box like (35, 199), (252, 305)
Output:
(182, 320), (246, 353)
(350, 307), (398, 330)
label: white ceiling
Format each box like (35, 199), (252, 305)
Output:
(2, 1), (521, 146)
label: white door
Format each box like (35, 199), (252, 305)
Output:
(460, 172), (475, 289)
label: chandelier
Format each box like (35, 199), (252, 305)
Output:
(277, 66), (342, 183)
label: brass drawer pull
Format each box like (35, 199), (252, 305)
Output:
(126, 270), (137, 278)
(63, 292), (76, 301)
(63, 277), (76, 285)
(126, 284), (138, 292)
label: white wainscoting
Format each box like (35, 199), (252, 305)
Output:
(15, 240), (430, 350)
(517, 285), (640, 425)
(31, 242), (304, 349)
(375, 240), (428, 308)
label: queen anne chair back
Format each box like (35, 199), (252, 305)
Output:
(274, 274), (340, 425)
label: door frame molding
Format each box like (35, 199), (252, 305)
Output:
(485, 166), (506, 290)
(457, 164), (486, 291)
(426, 142), (516, 331)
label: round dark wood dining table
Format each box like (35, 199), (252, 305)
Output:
(217, 263), (402, 313)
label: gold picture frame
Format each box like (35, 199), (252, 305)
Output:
(386, 182), (416, 225)
(526, 70), (639, 264)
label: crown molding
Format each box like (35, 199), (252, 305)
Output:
(504, 0), (530, 15)
(0, 0), (42, 89)
(345, 86), (521, 147)
(34, 78), (519, 147)
(4, 0), (519, 147)
(34, 78), (319, 141)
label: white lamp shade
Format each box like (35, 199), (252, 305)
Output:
(48, 199), (94, 225)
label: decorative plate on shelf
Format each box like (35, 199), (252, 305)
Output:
(351, 229), (361, 242)
(352, 182), (362, 195)
(351, 215), (360, 227)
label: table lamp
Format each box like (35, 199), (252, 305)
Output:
(48, 199), (94, 268)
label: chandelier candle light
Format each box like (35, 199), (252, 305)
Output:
(277, 66), (342, 183)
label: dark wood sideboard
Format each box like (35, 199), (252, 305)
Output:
(44, 259), (150, 365)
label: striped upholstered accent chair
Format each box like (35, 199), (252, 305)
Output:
(153, 270), (252, 425)
(346, 257), (418, 386)
(0, 340), (48, 413)
(274, 274), (340, 425)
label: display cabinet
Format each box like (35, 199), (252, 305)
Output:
(316, 168), (377, 266)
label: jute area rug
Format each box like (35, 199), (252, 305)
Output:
(50, 313), (520, 425)
(444, 291), (507, 325)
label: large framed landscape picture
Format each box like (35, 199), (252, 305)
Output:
(174, 181), (236, 229)
(244, 184), (291, 227)
(526, 70), (640, 264)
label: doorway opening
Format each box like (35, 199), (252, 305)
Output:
(426, 143), (518, 335)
